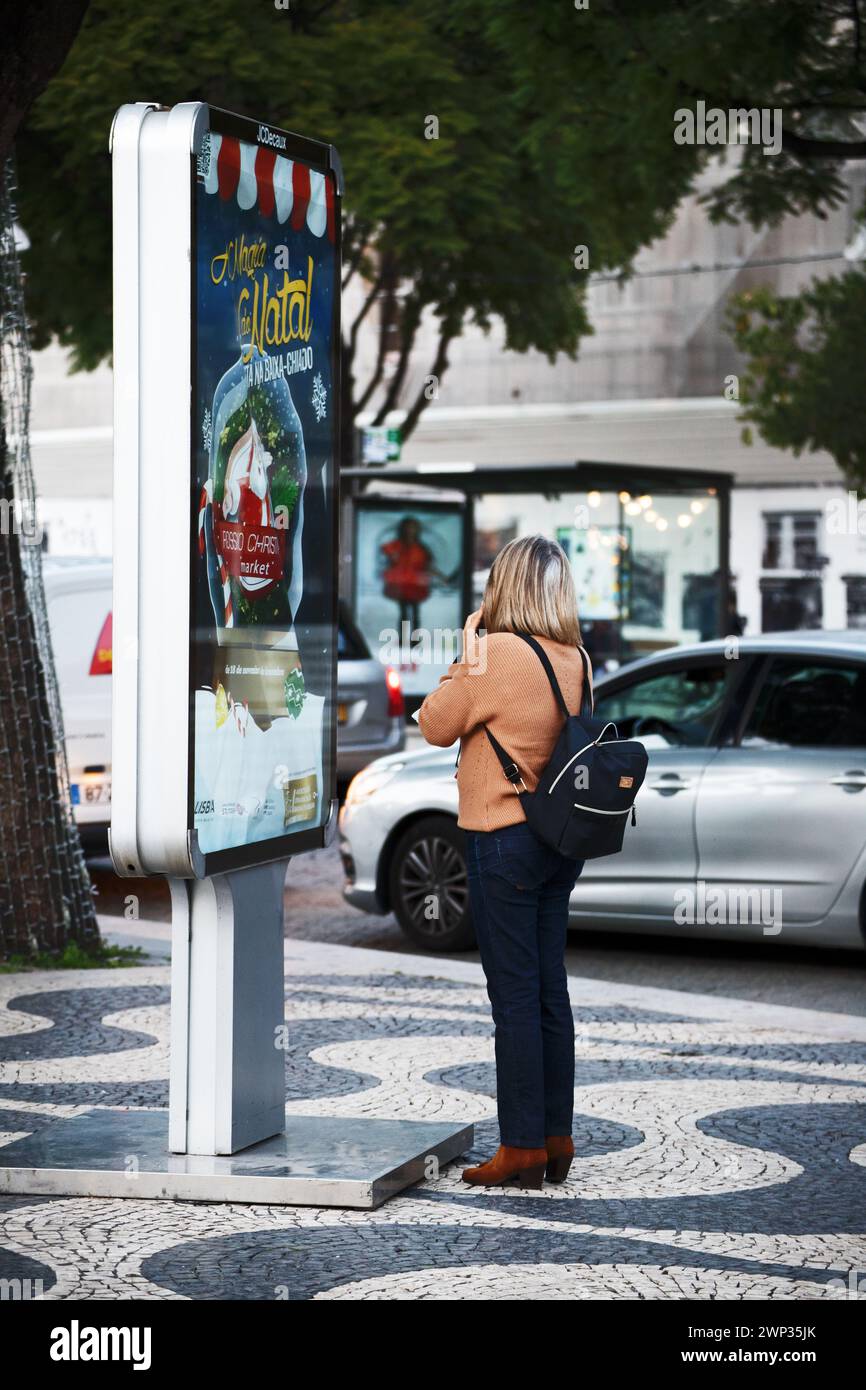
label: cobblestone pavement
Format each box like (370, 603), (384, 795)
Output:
(1, 940), (865, 1300)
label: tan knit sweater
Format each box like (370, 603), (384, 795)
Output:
(417, 632), (592, 832)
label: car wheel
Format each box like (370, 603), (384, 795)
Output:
(388, 815), (474, 952)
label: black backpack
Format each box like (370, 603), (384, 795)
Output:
(483, 633), (648, 861)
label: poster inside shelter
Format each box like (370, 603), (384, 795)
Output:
(354, 505), (464, 697)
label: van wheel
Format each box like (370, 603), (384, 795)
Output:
(388, 815), (474, 952)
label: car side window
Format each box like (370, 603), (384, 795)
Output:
(593, 663), (735, 748)
(741, 659), (866, 748)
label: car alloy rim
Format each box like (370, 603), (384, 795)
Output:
(398, 835), (468, 936)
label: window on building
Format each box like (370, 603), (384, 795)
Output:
(761, 512), (821, 570)
(759, 576), (822, 632)
(844, 576), (866, 630)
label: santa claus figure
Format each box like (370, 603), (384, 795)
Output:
(222, 417), (275, 594)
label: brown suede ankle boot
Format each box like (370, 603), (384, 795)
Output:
(462, 1144), (548, 1189)
(545, 1134), (575, 1183)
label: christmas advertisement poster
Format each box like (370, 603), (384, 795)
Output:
(191, 122), (338, 857)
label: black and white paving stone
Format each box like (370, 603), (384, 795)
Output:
(0, 940), (865, 1300)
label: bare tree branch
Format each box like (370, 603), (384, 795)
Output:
(400, 319), (459, 440)
(354, 252), (397, 413)
(342, 224), (372, 290)
(354, 349), (386, 416)
(372, 295), (421, 425)
(348, 261), (386, 356)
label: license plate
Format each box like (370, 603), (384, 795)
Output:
(337, 703), (349, 725)
(81, 780), (112, 804)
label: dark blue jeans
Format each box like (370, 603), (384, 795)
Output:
(465, 821), (583, 1149)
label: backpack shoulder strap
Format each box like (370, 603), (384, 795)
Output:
(576, 644), (594, 716)
(483, 725), (527, 791)
(515, 631), (597, 718)
(515, 632), (569, 717)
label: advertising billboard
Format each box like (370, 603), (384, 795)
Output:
(353, 500), (466, 697)
(110, 103), (341, 877)
(191, 114), (340, 863)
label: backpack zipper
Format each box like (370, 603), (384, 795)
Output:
(572, 802), (639, 827)
(547, 724), (624, 795)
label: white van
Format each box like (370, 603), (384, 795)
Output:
(43, 558), (113, 846)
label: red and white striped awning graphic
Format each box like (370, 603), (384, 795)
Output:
(204, 132), (335, 241)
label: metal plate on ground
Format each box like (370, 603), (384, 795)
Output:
(0, 1110), (474, 1210)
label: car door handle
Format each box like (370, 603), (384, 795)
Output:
(830, 770), (866, 790)
(648, 774), (691, 794)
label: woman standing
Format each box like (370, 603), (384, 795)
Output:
(418, 535), (592, 1190)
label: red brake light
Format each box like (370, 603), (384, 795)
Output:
(384, 665), (404, 717)
(90, 612), (113, 675)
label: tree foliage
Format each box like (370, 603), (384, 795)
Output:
(727, 271), (866, 491)
(15, 0), (866, 448)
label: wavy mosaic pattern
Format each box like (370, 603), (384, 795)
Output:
(1, 947), (865, 1301)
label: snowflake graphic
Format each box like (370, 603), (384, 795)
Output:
(284, 668), (306, 719)
(202, 407), (212, 455)
(311, 373), (328, 423)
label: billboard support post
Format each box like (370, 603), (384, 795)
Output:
(168, 861), (287, 1155)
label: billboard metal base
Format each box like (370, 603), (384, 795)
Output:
(0, 1109), (474, 1210)
(0, 858), (474, 1210)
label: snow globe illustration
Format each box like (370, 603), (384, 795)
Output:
(195, 342), (322, 848)
(201, 343), (307, 646)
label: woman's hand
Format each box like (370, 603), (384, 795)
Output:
(462, 607), (484, 664)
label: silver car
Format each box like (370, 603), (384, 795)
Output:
(339, 632), (866, 952)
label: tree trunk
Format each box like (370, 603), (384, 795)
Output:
(340, 335), (356, 469)
(0, 164), (98, 959)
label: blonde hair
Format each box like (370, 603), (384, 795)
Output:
(483, 535), (582, 646)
